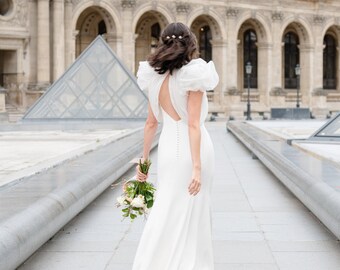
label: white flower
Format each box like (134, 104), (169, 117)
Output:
(116, 196), (125, 205)
(131, 195), (145, 208)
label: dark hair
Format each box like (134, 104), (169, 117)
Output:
(147, 22), (199, 75)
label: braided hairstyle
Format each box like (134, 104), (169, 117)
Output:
(147, 22), (199, 75)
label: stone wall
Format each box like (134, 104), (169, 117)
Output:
(0, 0), (340, 119)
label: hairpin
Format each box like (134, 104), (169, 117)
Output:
(171, 35), (176, 38)
(166, 36), (170, 39)
(178, 35), (183, 39)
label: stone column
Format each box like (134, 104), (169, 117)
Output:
(299, 44), (314, 106)
(64, 0), (73, 68)
(257, 42), (273, 108)
(106, 33), (118, 54)
(28, 0), (37, 84)
(225, 9), (239, 92)
(337, 46), (340, 92)
(37, 0), (50, 86)
(121, 1), (136, 72)
(72, 30), (79, 62)
(271, 12), (284, 93)
(0, 87), (6, 113)
(211, 39), (227, 106)
(313, 43), (324, 91)
(311, 17), (326, 92)
(53, 0), (65, 81)
(224, 8), (243, 119)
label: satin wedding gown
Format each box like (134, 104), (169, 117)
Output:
(132, 58), (219, 270)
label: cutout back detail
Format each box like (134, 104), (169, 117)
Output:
(159, 74), (181, 122)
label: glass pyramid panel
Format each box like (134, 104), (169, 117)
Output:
(23, 36), (148, 120)
(309, 112), (340, 141)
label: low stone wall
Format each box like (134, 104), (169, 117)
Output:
(0, 127), (159, 270)
(227, 121), (340, 240)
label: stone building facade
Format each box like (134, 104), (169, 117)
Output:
(1, 0), (340, 119)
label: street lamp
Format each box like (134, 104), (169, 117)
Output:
(295, 64), (301, 108)
(245, 62), (252, 120)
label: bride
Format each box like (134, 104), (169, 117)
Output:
(132, 22), (219, 270)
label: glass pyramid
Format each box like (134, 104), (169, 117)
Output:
(23, 36), (148, 120)
(309, 112), (340, 141)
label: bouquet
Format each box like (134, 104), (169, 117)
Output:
(116, 159), (156, 221)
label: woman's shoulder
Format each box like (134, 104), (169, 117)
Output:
(177, 58), (219, 93)
(137, 61), (156, 78)
(136, 61), (158, 91)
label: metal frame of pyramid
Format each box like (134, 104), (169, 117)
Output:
(23, 36), (148, 120)
(308, 112), (340, 141)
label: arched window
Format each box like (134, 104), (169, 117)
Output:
(150, 23), (161, 52)
(0, 0), (13, 16)
(151, 23), (161, 40)
(323, 34), (337, 89)
(98, 20), (107, 35)
(243, 29), (258, 88)
(199, 25), (212, 62)
(284, 32), (299, 89)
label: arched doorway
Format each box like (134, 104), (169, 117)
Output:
(135, 11), (168, 71)
(197, 25), (212, 62)
(243, 29), (258, 88)
(75, 6), (116, 57)
(237, 19), (268, 92)
(280, 21), (313, 106)
(190, 15), (220, 63)
(323, 31), (337, 90)
(283, 31), (299, 89)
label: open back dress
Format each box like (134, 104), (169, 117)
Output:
(132, 58), (219, 270)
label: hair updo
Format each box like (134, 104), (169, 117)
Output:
(147, 22), (199, 75)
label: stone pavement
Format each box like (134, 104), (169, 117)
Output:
(248, 120), (326, 139)
(18, 122), (340, 270)
(248, 121), (340, 167)
(0, 129), (129, 187)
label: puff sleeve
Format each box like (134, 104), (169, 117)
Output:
(178, 58), (219, 95)
(136, 61), (155, 91)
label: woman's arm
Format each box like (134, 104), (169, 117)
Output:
(187, 91), (204, 196)
(136, 102), (158, 182)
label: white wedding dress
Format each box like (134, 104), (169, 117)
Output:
(132, 58), (219, 270)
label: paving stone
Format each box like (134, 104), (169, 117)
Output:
(213, 241), (276, 264)
(273, 251), (340, 270)
(16, 122), (340, 269)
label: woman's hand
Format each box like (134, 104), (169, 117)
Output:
(136, 160), (148, 182)
(188, 168), (201, 196)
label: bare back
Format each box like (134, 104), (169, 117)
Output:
(158, 74), (181, 121)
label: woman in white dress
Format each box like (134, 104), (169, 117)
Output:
(132, 22), (219, 270)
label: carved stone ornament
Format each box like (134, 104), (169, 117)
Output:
(312, 88), (328, 96)
(0, 0), (28, 28)
(121, 0), (136, 8)
(227, 87), (241, 96)
(176, 2), (190, 13)
(226, 8), (239, 18)
(270, 87), (287, 96)
(271, 11), (284, 21)
(313, 15), (325, 25)
(71, 0), (82, 6)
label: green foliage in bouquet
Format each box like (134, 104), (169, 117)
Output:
(116, 159), (156, 221)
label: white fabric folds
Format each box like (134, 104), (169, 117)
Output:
(136, 59), (219, 124)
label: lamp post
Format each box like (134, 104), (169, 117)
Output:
(246, 62), (252, 120)
(295, 64), (300, 108)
